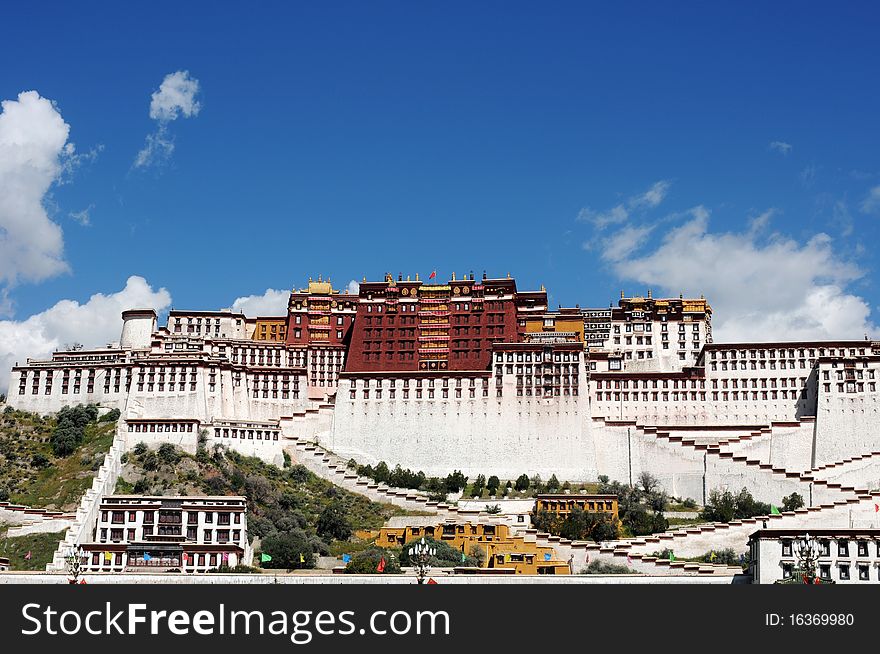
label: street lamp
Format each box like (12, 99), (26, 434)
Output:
(409, 537), (436, 584)
(794, 532), (821, 584)
(64, 546), (86, 584)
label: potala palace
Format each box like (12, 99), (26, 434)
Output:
(7, 273), (880, 509)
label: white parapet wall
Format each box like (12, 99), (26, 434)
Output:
(46, 423), (126, 572)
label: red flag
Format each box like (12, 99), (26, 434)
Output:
(875, 503), (879, 513)
(24, 551), (32, 560)
(427, 578), (438, 585)
(428, 270), (437, 280)
(377, 556), (386, 573)
(182, 553), (188, 562)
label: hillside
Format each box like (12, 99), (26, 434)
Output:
(116, 441), (424, 566)
(0, 406), (117, 510)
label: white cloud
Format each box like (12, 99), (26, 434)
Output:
(607, 207), (875, 342)
(69, 204), (94, 226)
(0, 276), (171, 393)
(149, 71), (201, 121)
(577, 180), (670, 229)
(229, 288), (289, 316)
(345, 279), (359, 295)
(630, 180), (671, 210)
(860, 185), (880, 214)
(0, 91), (73, 289)
(769, 141), (792, 155)
(134, 70), (201, 169)
(598, 224), (655, 262)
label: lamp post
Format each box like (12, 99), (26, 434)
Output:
(65, 546), (86, 584)
(409, 538), (436, 584)
(795, 532), (820, 584)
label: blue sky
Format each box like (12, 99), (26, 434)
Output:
(1, 1), (880, 386)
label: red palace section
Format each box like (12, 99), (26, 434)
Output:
(344, 272), (547, 373)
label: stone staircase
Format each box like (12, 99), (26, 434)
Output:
(282, 434), (490, 523)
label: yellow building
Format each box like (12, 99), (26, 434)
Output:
(252, 317), (287, 342)
(375, 522), (570, 575)
(534, 494), (619, 520)
(524, 307), (585, 344)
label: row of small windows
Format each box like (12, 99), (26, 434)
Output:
(495, 351), (580, 363)
(712, 347), (866, 361)
(214, 427), (279, 441)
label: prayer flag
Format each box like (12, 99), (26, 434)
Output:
(222, 552), (229, 562)
(626, 555), (632, 565)
(24, 551), (32, 560)
(709, 551), (717, 562)
(428, 270), (437, 280)
(143, 553), (152, 561)
(427, 578), (438, 585)
(377, 556), (386, 572)
(461, 552), (466, 562)
(299, 553), (305, 563)
(544, 552), (551, 561)
(182, 553), (188, 562)
(104, 552), (112, 561)
(669, 552), (675, 562)
(261, 553), (272, 563)
(342, 554), (352, 563)
(770, 505), (781, 515)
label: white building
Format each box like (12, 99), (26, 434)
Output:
(748, 529), (880, 584)
(79, 495), (250, 573)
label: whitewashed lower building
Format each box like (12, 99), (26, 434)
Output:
(78, 495), (251, 573)
(748, 529), (880, 584)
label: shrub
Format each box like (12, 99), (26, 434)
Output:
(287, 464), (310, 484)
(140, 450), (159, 472)
(484, 504), (501, 515)
(207, 564), (259, 574)
(316, 501), (352, 541)
(133, 442), (148, 456)
(260, 530), (315, 569)
(486, 475), (500, 496)
(682, 498), (697, 509)
(470, 474), (486, 497)
(133, 479), (150, 494)
(30, 453), (50, 468)
(0, 486), (9, 501)
(99, 408), (121, 422)
(782, 492), (805, 512)
(581, 560), (632, 574)
(344, 547), (402, 574)
(282, 451), (292, 468)
(157, 443), (181, 467)
(444, 470), (468, 493)
(700, 487), (771, 523)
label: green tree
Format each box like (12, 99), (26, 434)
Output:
(261, 531), (315, 569)
(444, 470), (468, 493)
(470, 474), (486, 497)
(344, 547), (401, 574)
(514, 474), (530, 492)
(157, 443), (181, 466)
(486, 475), (501, 496)
(782, 492), (805, 512)
(316, 501), (352, 541)
(546, 474), (560, 492)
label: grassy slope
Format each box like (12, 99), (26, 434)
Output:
(0, 409), (116, 510)
(0, 527), (67, 571)
(118, 444), (425, 552)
